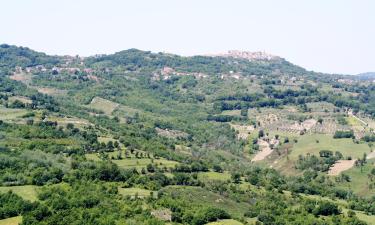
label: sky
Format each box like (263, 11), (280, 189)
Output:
(1, 0), (374, 75)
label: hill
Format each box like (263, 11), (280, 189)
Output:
(0, 44), (375, 225)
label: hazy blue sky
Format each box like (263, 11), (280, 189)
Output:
(1, 0), (374, 74)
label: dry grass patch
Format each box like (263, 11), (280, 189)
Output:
(0, 216), (22, 225)
(328, 160), (356, 176)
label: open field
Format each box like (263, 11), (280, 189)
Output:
(0, 106), (29, 122)
(221, 110), (241, 116)
(335, 159), (375, 197)
(86, 152), (178, 170)
(9, 73), (32, 85)
(306, 102), (336, 112)
(114, 158), (178, 170)
(289, 134), (371, 160)
(8, 96), (32, 104)
(118, 187), (155, 198)
(206, 219), (243, 225)
(161, 186), (250, 218)
(0, 185), (38, 202)
(88, 97), (119, 115)
(34, 87), (68, 96)
(346, 116), (364, 126)
(114, 105), (141, 117)
(46, 115), (92, 128)
(0, 216), (22, 225)
(328, 160), (356, 176)
(198, 171), (231, 181)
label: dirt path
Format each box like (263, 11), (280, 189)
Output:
(251, 139), (273, 162)
(328, 160), (356, 176)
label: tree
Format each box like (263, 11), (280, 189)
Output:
(231, 173), (241, 184)
(213, 165), (223, 173)
(258, 130), (264, 138)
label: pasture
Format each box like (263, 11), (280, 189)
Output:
(160, 186), (250, 218)
(206, 219), (244, 225)
(88, 97), (119, 115)
(86, 151), (178, 171)
(289, 134), (371, 160)
(0, 216), (22, 225)
(118, 187), (155, 198)
(335, 159), (375, 197)
(0, 185), (38, 202)
(198, 171), (231, 181)
(0, 106), (29, 122)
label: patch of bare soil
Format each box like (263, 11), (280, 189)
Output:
(9, 73), (32, 85)
(251, 139), (273, 162)
(151, 209), (172, 222)
(328, 160), (356, 176)
(230, 124), (254, 140)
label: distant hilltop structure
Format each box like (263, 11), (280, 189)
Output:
(208, 50), (279, 61)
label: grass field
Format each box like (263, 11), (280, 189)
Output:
(0, 185), (38, 202)
(0, 216), (22, 225)
(46, 115), (92, 128)
(114, 105), (141, 117)
(0, 106), (29, 121)
(8, 96), (32, 104)
(97, 136), (117, 144)
(161, 186), (250, 218)
(86, 152), (178, 170)
(118, 187), (155, 198)
(34, 86), (67, 96)
(290, 134), (371, 160)
(198, 171), (231, 182)
(300, 192), (375, 224)
(114, 158), (178, 170)
(335, 159), (375, 197)
(346, 116), (364, 126)
(88, 97), (119, 115)
(221, 110), (241, 116)
(206, 219), (243, 225)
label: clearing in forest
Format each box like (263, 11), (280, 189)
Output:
(0, 185), (38, 202)
(328, 160), (356, 176)
(206, 219), (244, 225)
(88, 97), (119, 115)
(35, 87), (67, 96)
(197, 171), (231, 181)
(0, 216), (22, 225)
(118, 187), (155, 198)
(9, 73), (32, 85)
(290, 134), (371, 160)
(0, 106), (29, 122)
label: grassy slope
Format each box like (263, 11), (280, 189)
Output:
(336, 159), (375, 197)
(161, 186), (250, 218)
(0, 216), (22, 225)
(0, 185), (38, 202)
(290, 134), (371, 160)
(206, 219), (244, 225)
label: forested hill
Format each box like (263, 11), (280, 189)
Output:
(1, 44), (375, 225)
(0, 44), (61, 69)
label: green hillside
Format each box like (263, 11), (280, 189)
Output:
(0, 45), (375, 224)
